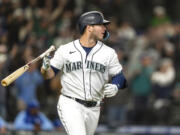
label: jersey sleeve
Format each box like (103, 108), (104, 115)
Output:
(108, 50), (122, 76)
(50, 46), (64, 70)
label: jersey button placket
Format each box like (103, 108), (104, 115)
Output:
(84, 69), (91, 100)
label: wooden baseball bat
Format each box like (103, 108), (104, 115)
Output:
(1, 45), (56, 87)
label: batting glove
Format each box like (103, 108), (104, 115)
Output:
(103, 84), (118, 98)
(42, 55), (51, 71)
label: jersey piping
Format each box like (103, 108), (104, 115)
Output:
(73, 41), (87, 100)
(89, 42), (103, 100)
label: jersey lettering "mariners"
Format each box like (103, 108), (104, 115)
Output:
(65, 61), (106, 73)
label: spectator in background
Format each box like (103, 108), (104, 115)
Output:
(118, 21), (136, 41)
(14, 100), (54, 131)
(0, 116), (6, 134)
(151, 58), (175, 124)
(151, 58), (175, 100)
(150, 6), (171, 27)
(130, 53), (154, 124)
(52, 118), (63, 132)
(0, 44), (22, 121)
(15, 63), (43, 110)
(15, 47), (43, 110)
(53, 25), (74, 48)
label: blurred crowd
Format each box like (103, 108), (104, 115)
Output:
(0, 0), (180, 133)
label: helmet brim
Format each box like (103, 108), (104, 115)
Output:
(103, 19), (110, 25)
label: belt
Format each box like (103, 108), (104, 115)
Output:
(63, 95), (97, 107)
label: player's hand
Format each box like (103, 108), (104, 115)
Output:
(103, 84), (118, 98)
(42, 55), (51, 71)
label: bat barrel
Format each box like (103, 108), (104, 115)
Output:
(1, 65), (29, 87)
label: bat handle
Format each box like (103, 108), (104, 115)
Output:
(27, 45), (56, 65)
(40, 45), (56, 58)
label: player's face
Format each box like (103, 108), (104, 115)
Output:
(91, 24), (107, 40)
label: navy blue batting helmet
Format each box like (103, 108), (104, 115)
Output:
(78, 11), (110, 40)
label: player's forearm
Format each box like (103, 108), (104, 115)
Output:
(41, 67), (55, 79)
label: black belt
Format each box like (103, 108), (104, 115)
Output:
(63, 95), (97, 107)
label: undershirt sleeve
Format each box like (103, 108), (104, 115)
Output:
(111, 71), (128, 89)
(51, 65), (60, 76)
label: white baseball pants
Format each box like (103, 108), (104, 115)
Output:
(57, 95), (100, 135)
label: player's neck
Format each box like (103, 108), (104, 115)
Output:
(79, 34), (97, 47)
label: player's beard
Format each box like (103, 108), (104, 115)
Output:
(98, 30), (106, 41)
(93, 32), (104, 41)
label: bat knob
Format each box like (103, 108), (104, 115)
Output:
(1, 80), (7, 87)
(50, 45), (56, 51)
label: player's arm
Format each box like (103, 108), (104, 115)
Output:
(111, 71), (128, 89)
(41, 65), (60, 79)
(41, 67), (55, 79)
(103, 71), (128, 98)
(41, 46), (63, 79)
(103, 50), (128, 98)
(108, 50), (128, 89)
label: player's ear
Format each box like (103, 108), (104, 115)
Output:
(86, 25), (94, 33)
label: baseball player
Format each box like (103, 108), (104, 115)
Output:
(41, 11), (127, 135)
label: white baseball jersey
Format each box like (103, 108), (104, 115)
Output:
(50, 39), (122, 101)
